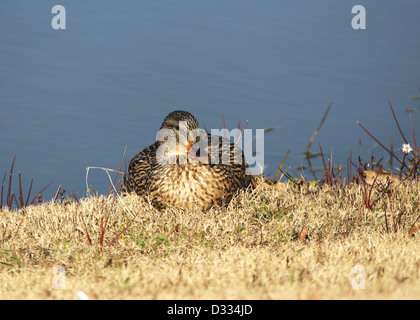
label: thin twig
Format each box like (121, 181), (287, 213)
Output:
(85, 167), (123, 195)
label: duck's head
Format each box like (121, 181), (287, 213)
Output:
(159, 110), (200, 153)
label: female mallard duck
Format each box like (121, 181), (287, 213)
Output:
(122, 110), (252, 210)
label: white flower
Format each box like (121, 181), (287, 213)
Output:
(402, 143), (413, 154)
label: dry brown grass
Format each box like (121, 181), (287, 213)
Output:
(0, 178), (419, 300)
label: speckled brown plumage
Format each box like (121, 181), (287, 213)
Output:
(122, 110), (252, 210)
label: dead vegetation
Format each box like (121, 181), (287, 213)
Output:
(0, 176), (419, 299)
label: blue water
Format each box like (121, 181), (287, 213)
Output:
(1, 1), (419, 200)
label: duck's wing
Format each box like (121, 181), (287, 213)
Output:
(202, 135), (247, 167)
(203, 134), (251, 189)
(122, 142), (158, 195)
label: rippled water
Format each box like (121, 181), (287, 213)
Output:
(1, 1), (419, 199)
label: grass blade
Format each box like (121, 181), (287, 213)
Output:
(306, 103), (332, 153)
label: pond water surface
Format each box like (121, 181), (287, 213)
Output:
(1, 1), (419, 199)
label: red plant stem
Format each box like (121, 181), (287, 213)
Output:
(18, 172), (24, 208)
(99, 216), (105, 250)
(12, 194), (20, 210)
(24, 179), (33, 207)
(99, 192), (119, 250)
(388, 100), (408, 144)
(80, 212), (92, 246)
(222, 113), (226, 138)
(107, 210), (140, 248)
(53, 185), (62, 202)
(329, 147), (334, 185)
(235, 120), (249, 145)
(1, 173), (5, 210)
(115, 180), (122, 195)
(29, 179), (55, 205)
(73, 193), (80, 205)
(357, 121), (403, 165)
(347, 151), (352, 183)
(202, 122), (208, 134)
(407, 106), (418, 156)
(319, 143), (327, 180)
(7, 154), (17, 209)
(11, 215), (25, 241)
(288, 166), (299, 179)
(356, 170), (368, 209)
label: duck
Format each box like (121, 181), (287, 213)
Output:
(122, 110), (252, 210)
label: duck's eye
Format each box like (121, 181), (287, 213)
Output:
(175, 125), (179, 131)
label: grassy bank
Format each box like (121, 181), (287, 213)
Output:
(0, 178), (419, 299)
